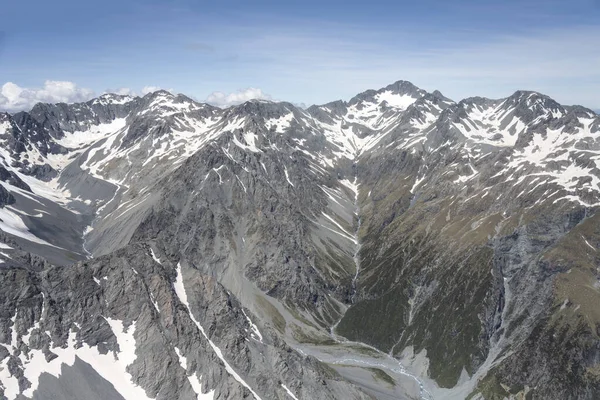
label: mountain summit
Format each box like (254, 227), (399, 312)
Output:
(0, 81), (599, 400)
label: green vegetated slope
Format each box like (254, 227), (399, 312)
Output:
(336, 144), (600, 398)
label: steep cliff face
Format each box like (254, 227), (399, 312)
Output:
(0, 81), (599, 399)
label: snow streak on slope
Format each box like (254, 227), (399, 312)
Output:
(80, 115), (226, 187)
(174, 263), (261, 400)
(310, 89), (423, 159)
(0, 210), (70, 253)
(281, 383), (300, 400)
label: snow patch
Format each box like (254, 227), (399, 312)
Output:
(241, 310), (263, 343)
(582, 236), (596, 251)
(56, 119), (127, 150)
(410, 175), (425, 194)
(174, 347), (215, 399)
(284, 167), (294, 187)
(174, 347), (188, 369)
(232, 131), (261, 153)
(150, 248), (162, 264)
(189, 373), (214, 400)
(375, 91), (418, 110)
(9, 320), (149, 400)
(265, 112), (294, 133)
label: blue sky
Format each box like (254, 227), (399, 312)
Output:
(0, 0), (599, 111)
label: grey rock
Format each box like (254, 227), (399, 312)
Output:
(1, 80), (599, 400)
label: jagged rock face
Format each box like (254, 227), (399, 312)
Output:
(27, 94), (137, 140)
(0, 244), (370, 400)
(0, 186), (16, 208)
(0, 81), (599, 400)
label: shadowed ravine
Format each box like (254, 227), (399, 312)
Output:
(319, 171), (433, 400)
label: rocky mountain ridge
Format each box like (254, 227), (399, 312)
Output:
(0, 81), (599, 400)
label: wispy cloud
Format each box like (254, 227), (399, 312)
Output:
(194, 22), (600, 108)
(185, 42), (216, 52)
(2, 23), (599, 112)
(1, 1), (598, 110)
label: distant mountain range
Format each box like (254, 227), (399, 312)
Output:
(0, 81), (599, 400)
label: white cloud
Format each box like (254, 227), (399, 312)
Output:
(0, 81), (95, 112)
(0, 83), (189, 113)
(104, 86), (174, 97)
(141, 86), (161, 95)
(102, 87), (135, 97)
(205, 88), (272, 107)
(140, 85), (176, 95)
(113, 87), (134, 96)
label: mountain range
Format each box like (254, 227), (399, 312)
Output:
(0, 80), (599, 400)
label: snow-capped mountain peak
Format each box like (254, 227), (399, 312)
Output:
(0, 79), (598, 266)
(91, 93), (137, 106)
